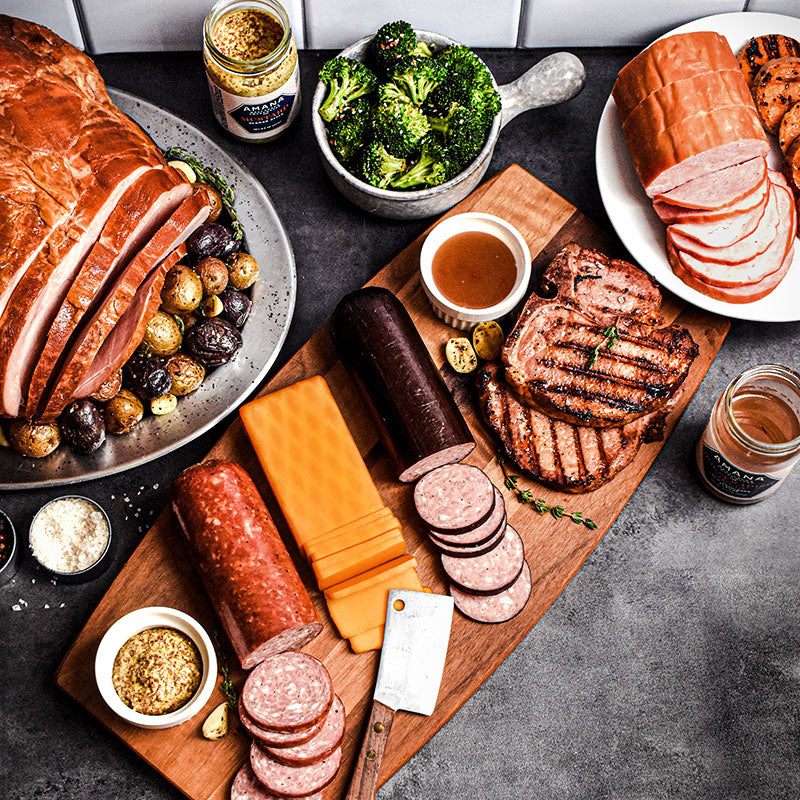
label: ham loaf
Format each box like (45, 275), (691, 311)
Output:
(613, 31), (737, 121)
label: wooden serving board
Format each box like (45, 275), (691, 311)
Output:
(55, 164), (730, 800)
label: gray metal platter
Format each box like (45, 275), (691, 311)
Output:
(0, 88), (296, 489)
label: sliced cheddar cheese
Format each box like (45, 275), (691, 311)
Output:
(303, 506), (396, 557)
(312, 528), (406, 590)
(305, 516), (401, 563)
(349, 625), (384, 653)
(325, 556), (423, 638)
(240, 376), (384, 548)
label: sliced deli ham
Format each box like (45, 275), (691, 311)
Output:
(654, 156), (767, 211)
(653, 176), (769, 225)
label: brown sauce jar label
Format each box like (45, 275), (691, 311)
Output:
(700, 444), (780, 500)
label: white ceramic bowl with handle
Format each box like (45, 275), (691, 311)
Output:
(312, 31), (586, 219)
(95, 606), (217, 730)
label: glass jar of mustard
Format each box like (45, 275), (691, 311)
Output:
(203, 0), (300, 142)
(697, 364), (800, 504)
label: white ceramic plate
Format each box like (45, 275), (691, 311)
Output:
(596, 11), (800, 322)
(0, 89), (296, 488)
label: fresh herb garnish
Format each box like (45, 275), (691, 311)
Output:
(212, 630), (238, 709)
(161, 146), (244, 240)
(498, 456), (598, 530)
(587, 321), (620, 369)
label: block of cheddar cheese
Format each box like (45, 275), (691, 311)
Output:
(302, 506), (397, 559)
(306, 515), (401, 563)
(325, 555), (423, 638)
(312, 528), (406, 590)
(240, 376), (384, 549)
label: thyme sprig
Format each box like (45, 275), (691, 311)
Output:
(498, 456), (598, 530)
(587, 321), (620, 369)
(212, 630), (238, 709)
(162, 146), (244, 240)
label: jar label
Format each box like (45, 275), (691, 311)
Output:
(701, 444), (780, 499)
(207, 61), (300, 140)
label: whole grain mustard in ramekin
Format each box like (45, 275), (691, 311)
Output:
(203, 0), (300, 142)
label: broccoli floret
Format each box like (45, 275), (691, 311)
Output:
(370, 20), (417, 73)
(389, 136), (457, 189)
(391, 56), (447, 106)
(327, 98), (371, 165)
(360, 141), (407, 188)
(372, 100), (430, 157)
(378, 81), (411, 106)
(318, 57), (377, 122)
(424, 44), (501, 126)
(427, 104), (487, 167)
(411, 40), (433, 58)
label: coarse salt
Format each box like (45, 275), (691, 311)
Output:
(30, 498), (109, 573)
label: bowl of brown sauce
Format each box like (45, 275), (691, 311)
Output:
(419, 212), (531, 329)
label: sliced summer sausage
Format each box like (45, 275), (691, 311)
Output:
(450, 561), (532, 624)
(429, 487), (506, 546)
(231, 762), (322, 800)
(441, 525), (525, 595)
(265, 695), (345, 766)
(414, 464), (495, 533)
(238, 697), (324, 748)
(171, 461), (322, 670)
(250, 743), (341, 798)
(242, 652), (333, 732)
(331, 287), (475, 482)
(429, 522), (506, 558)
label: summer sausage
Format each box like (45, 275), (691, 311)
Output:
(441, 525), (525, 595)
(414, 464), (495, 533)
(450, 561), (532, 624)
(429, 522), (506, 558)
(250, 743), (342, 798)
(429, 487), (506, 546)
(230, 763), (322, 800)
(238, 697), (324, 748)
(171, 461), (322, 670)
(242, 652), (333, 732)
(265, 695), (345, 766)
(331, 287), (475, 483)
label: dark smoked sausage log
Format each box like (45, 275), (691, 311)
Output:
(331, 287), (475, 482)
(171, 460), (322, 670)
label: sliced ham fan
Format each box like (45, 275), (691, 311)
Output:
(653, 174), (769, 223)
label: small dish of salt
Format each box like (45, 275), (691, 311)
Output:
(29, 496), (113, 584)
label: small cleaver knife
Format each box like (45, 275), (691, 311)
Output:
(345, 589), (454, 800)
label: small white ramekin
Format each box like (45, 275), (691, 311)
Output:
(419, 212), (532, 330)
(95, 606), (217, 730)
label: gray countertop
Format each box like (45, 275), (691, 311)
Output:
(2, 47), (799, 800)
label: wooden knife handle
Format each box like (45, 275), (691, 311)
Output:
(344, 699), (396, 800)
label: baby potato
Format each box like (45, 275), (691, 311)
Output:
(104, 389), (144, 434)
(161, 265), (203, 314)
(472, 321), (504, 361)
(8, 419), (61, 458)
(195, 257), (229, 296)
(196, 183), (223, 222)
(227, 252), (259, 290)
(143, 311), (183, 357)
(165, 354), (205, 396)
(446, 337), (478, 374)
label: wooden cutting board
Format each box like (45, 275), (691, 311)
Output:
(55, 164), (730, 800)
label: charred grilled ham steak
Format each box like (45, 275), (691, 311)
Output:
(503, 244), (698, 428)
(478, 363), (672, 493)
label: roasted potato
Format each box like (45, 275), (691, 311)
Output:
(227, 252), (259, 290)
(201, 294), (224, 317)
(446, 337), (478, 374)
(472, 321), (504, 361)
(165, 354), (205, 396)
(91, 370), (122, 403)
(143, 311), (183, 357)
(195, 257), (229, 296)
(150, 394), (178, 416)
(8, 419), (61, 458)
(104, 389), (144, 434)
(197, 184), (224, 222)
(161, 265), (203, 314)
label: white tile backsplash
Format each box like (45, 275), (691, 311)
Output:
(521, 0), (745, 47)
(5, 0), (85, 49)
(304, 0), (522, 49)
(746, 0), (800, 17)
(78, 0), (305, 53)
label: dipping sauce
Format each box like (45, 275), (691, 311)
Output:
(112, 627), (202, 715)
(431, 231), (517, 309)
(697, 364), (800, 503)
(204, 0), (300, 142)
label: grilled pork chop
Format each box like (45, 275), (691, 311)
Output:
(503, 244), (698, 428)
(478, 362), (672, 492)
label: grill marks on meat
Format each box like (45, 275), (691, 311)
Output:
(503, 244), (698, 428)
(478, 363), (669, 492)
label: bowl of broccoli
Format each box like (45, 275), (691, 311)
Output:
(312, 20), (586, 220)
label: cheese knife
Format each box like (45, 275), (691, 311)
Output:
(345, 589), (454, 800)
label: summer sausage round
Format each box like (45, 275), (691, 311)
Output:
(429, 487), (506, 546)
(414, 464), (495, 533)
(230, 762), (322, 800)
(450, 561), (532, 624)
(250, 743), (341, 798)
(265, 695), (345, 766)
(441, 525), (525, 595)
(243, 652), (333, 732)
(238, 697), (323, 748)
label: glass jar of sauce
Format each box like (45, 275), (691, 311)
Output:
(203, 0), (300, 142)
(697, 364), (800, 504)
